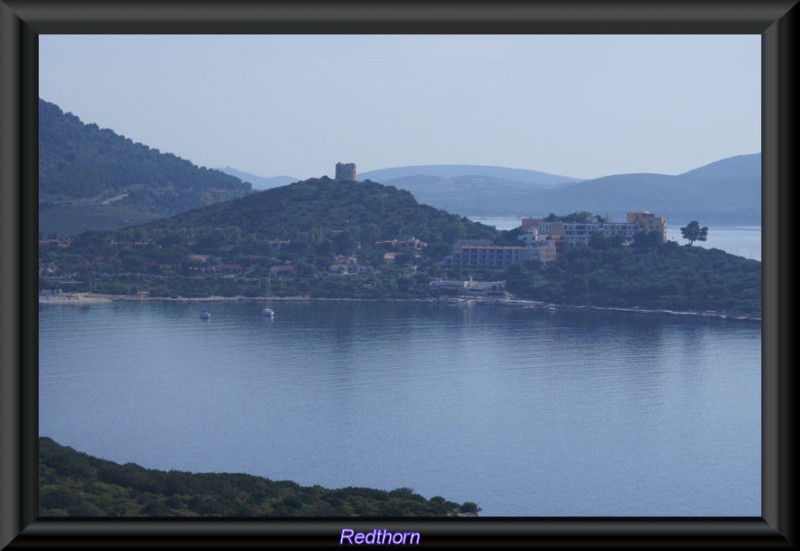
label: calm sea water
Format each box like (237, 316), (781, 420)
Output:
(472, 217), (761, 261)
(39, 301), (760, 516)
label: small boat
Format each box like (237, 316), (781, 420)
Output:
(262, 275), (275, 318)
(547, 306), (558, 313)
(200, 285), (212, 319)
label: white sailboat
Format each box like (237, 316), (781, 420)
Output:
(262, 275), (275, 318)
(199, 285), (211, 320)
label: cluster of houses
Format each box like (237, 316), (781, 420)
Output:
(328, 255), (368, 275)
(444, 211), (667, 270)
(375, 237), (427, 264)
(39, 233), (432, 281)
(329, 238), (428, 275)
(39, 209), (667, 302)
(520, 211), (667, 246)
(38, 238), (72, 248)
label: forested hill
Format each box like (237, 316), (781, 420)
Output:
(40, 437), (476, 517)
(139, 176), (498, 250)
(39, 99), (252, 237)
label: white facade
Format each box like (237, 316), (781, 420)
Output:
(522, 217), (651, 246)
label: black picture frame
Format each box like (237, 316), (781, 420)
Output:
(1, 1), (796, 548)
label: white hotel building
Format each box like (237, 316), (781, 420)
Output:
(521, 212), (667, 247)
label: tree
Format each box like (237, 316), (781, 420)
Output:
(680, 221), (709, 246)
(589, 232), (624, 250)
(632, 230), (660, 249)
(459, 501), (481, 514)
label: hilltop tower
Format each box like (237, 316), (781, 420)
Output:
(335, 162), (357, 181)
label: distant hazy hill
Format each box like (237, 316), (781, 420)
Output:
(679, 153), (761, 180)
(359, 164), (583, 186)
(217, 167), (299, 190)
(354, 165), (579, 220)
(368, 174), (555, 218)
(39, 99), (252, 237)
(356, 155), (759, 224)
(521, 154), (761, 224)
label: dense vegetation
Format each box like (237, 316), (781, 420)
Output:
(543, 211), (606, 223)
(39, 177), (499, 299)
(40, 438), (477, 517)
(141, 177), (497, 247)
(500, 233), (761, 317)
(39, 99), (251, 237)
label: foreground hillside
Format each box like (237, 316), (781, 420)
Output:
(40, 438), (477, 517)
(39, 99), (252, 237)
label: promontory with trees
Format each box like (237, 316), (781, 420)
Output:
(39, 176), (760, 318)
(40, 437), (478, 517)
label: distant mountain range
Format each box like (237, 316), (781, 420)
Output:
(680, 154), (761, 180)
(39, 99), (252, 237)
(355, 156), (761, 225)
(359, 164), (582, 186)
(503, 154), (760, 225)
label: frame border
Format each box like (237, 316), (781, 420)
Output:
(1, 1), (796, 548)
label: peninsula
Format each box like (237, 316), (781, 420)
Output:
(39, 172), (760, 319)
(40, 437), (478, 517)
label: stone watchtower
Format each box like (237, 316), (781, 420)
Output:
(335, 162), (357, 181)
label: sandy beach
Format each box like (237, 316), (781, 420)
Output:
(38, 292), (114, 304)
(38, 291), (761, 322)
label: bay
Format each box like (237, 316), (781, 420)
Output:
(39, 301), (760, 516)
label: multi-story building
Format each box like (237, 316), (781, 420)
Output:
(521, 212), (667, 246)
(626, 211), (667, 243)
(446, 240), (557, 270)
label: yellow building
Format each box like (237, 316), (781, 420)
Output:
(626, 212), (667, 243)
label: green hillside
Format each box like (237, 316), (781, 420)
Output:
(502, 236), (761, 317)
(39, 99), (252, 237)
(40, 437), (476, 517)
(143, 176), (496, 244)
(38, 177), (499, 299)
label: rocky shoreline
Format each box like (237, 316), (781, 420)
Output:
(39, 291), (761, 323)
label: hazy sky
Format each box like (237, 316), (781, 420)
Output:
(40, 35), (760, 180)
